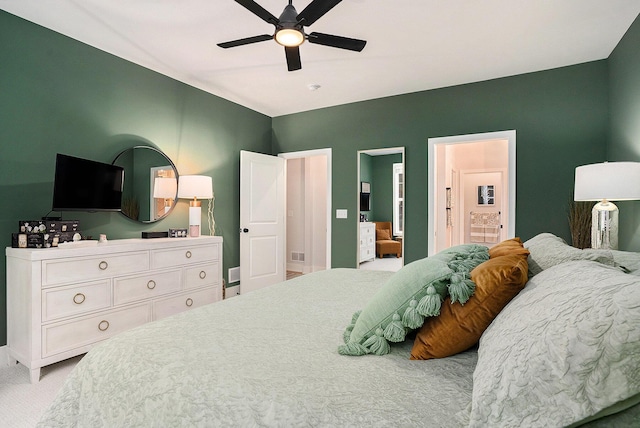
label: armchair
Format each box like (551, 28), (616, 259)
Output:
(375, 221), (402, 258)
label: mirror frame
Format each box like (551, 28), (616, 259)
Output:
(112, 145), (179, 224)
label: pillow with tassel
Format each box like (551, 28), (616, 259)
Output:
(338, 244), (489, 356)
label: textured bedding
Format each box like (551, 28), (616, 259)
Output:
(38, 269), (478, 427)
(38, 264), (640, 427)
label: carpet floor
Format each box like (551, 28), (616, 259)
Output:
(0, 355), (81, 427)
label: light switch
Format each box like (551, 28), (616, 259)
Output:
(336, 209), (348, 219)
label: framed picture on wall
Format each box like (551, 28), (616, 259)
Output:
(477, 185), (495, 205)
(361, 182), (371, 193)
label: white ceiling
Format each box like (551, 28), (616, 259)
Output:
(2, 1), (639, 117)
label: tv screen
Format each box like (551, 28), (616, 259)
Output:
(360, 192), (370, 211)
(52, 154), (124, 212)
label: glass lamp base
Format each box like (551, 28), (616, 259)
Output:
(591, 201), (618, 250)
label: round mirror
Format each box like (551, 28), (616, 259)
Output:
(112, 146), (178, 223)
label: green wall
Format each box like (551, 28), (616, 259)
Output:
(0, 11), (272, 345)
(609, 15), (640, 250)
(273, 61), (610, 268)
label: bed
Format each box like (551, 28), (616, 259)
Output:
(39, 234), (640, 427)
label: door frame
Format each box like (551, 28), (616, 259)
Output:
(356, 147), (405, 267)
(278, 148), (332, 270)
(427, 130), (516, 256)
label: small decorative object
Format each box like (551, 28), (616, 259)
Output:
(72, 233), (82, 242)
(169, 228), (188, 238)
(477, 185), (495, 206)
(18, 234), (27, 248)
(99, 234), (108, 243)
(141, 231), (169, 239)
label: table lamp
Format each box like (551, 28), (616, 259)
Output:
(178, 175), (213, 237)
(153, 177), (177, 216)
(574, 161), (640, 249)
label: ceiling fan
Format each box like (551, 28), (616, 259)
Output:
(217, 0), (367, 71)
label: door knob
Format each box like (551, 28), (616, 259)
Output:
(240, 228), (249, 233)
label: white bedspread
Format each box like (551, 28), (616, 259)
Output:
(39, 269), (478, 427)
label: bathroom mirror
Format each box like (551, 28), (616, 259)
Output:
(112, 146), (178, 223)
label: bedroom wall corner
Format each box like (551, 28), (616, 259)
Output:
(608, 13), (640, 251)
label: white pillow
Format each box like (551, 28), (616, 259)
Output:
(524, 232), (615, 276)
(468, 260), (640, 428)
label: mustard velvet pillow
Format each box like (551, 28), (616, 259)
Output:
(488, 237), (530, 259)
(410, 253), (529, 360)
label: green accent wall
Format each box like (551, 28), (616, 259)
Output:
(0, 11), (272, 345)
(609, 15), (640, 250)
(273, 61), (610, 268)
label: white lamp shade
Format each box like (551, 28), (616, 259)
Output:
(178, 175), (213, 199)
(574, 162), (640, 201)
(153, 177), (177, 199)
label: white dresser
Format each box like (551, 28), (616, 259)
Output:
(359, 222), (376, 263)
(6, 236), (222, 383)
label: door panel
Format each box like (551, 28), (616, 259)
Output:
(240, 151), (285, 294)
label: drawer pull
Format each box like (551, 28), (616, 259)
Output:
(98, 320), (110, 331)
(147, 280), (156, 290)
(185, 251), (192, 259)
(199, 270), (207, 279)
(72, 293), (86, 305)
(98, 261), (108, 270)
(186, 298), (194, 307)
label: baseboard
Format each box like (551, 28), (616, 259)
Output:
(225, 285), (240, 298)
(286, 262), (303, 272)
(0, 345), (8, 368)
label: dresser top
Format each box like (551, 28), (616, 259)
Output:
(6, 235), (222, 261)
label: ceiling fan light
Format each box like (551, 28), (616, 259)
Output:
(275, 28), (304, 47)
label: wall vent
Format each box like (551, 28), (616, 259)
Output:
(291, 252), (305, 262)
(228, 267), (240, 284)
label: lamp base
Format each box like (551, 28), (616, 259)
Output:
(591, 200), (618, 250)
(188, 205), (201, 238)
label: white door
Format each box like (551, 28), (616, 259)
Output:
(240, 151), (286, 294)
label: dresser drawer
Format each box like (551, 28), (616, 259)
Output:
(184, 263), (219, 290)
(360, 247), (374, 261)
(113, 269), (182, 306)
(153, 287), (217, 320)
(42, 251), (149, 286)
(150, 244), (219, 269)
(42, 280), (111, 322)
(42, 303), (151, 357)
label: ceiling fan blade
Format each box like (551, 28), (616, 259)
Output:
(296, 0), (342, 26)
(285, 46), (302, 71)
(307, 32), (366, 52)
(217, 34), (273, 48)
(235, 0), (279, 25)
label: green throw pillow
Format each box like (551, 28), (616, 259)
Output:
(338, 244), (489, 356)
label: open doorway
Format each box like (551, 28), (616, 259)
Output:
(279, 149), (332, 278)
(357, 147), (405, 272)
(427, 131), (516, 256)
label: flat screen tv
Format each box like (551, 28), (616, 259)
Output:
(52, 153), (124, 212)
(360, 192), (370, 211)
